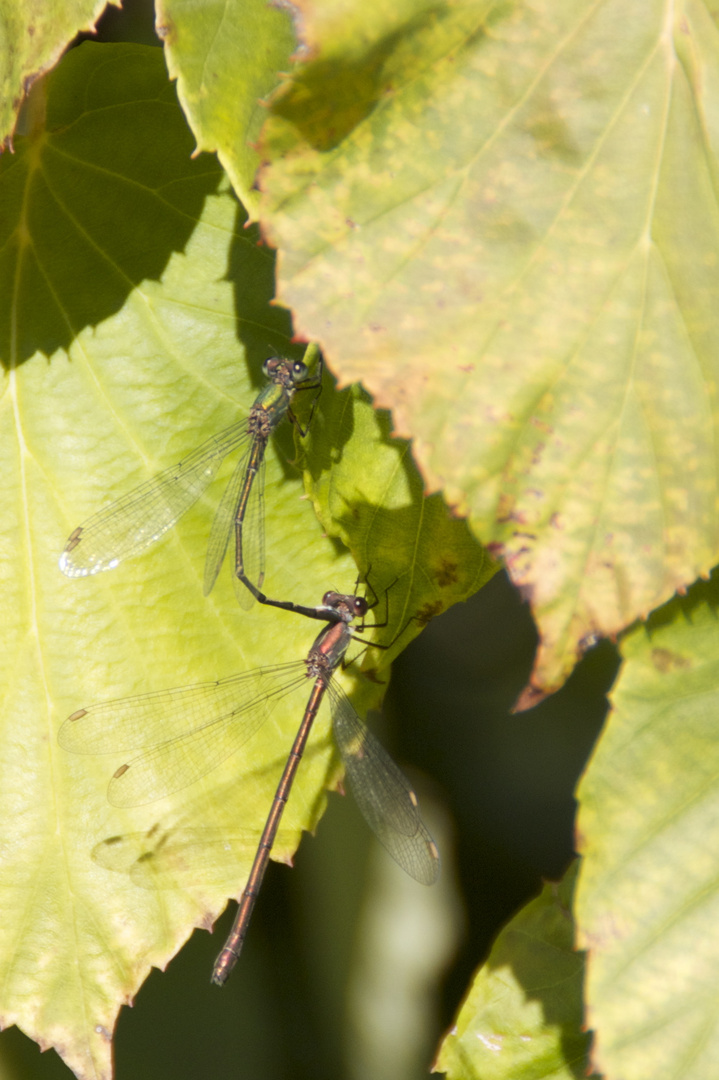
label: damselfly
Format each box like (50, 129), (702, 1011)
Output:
(59, 589), (439, 984)
(59, 353), (321, 607)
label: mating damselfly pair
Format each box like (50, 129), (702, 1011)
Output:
(59, 348), (438, 984)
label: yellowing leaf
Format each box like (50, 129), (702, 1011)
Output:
(261, 0), (719, 696)
(576, 575), (719, 1080)
(156, 0), (297, 214)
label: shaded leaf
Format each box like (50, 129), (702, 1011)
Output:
(0, 42), (224, 366)
(436, 862), (593, 1080)
(575, 573), (719, 1080)
(303, 380), (496, 662)
(260, 0), (719, 697)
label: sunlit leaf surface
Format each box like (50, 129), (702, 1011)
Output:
(156, 0), (297, 214)
(576, 574), (719, 1080)
(261, 0), (719, 696)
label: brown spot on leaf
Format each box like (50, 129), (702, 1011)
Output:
(497, 499), (528, 525)
(415, 601), (442, 626)
(435, 558), (459, 587)
(156, 19), (175, 42)
(651, 647), (690, 672)
(530, 417), (554, 434)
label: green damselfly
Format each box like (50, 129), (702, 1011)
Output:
(59, 353), (321, 606)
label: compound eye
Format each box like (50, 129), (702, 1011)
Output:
(293, 361), (308, 380)
(262, 357), (278, 377)
(354, 597), (369, 617)
(322, 591), (334, 606)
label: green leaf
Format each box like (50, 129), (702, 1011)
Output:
(303, 380), (494, 654)
(260, 0), (719, 696)
(0, 41), (486, 1078)
(575, 574), (719, 1080)
(0, 0), (116, 146)
(436, 863), (594, 1080)
(0, 41), (226, 365)
(156, 0), (297, 214)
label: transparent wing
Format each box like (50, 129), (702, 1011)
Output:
(59, 662), (307, 806)
(107, 713), (274, 807)
(91, 826), (251, 886)
(328, 682), (440, 885)
(60, 667), (298, 753)
(202, 440), (260, 600)
(233, 440), (266, 609)
(59, 418), (251, 577)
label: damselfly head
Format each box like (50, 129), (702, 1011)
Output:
(321, 592), (369, 621)
(262, 356), (309, 388)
